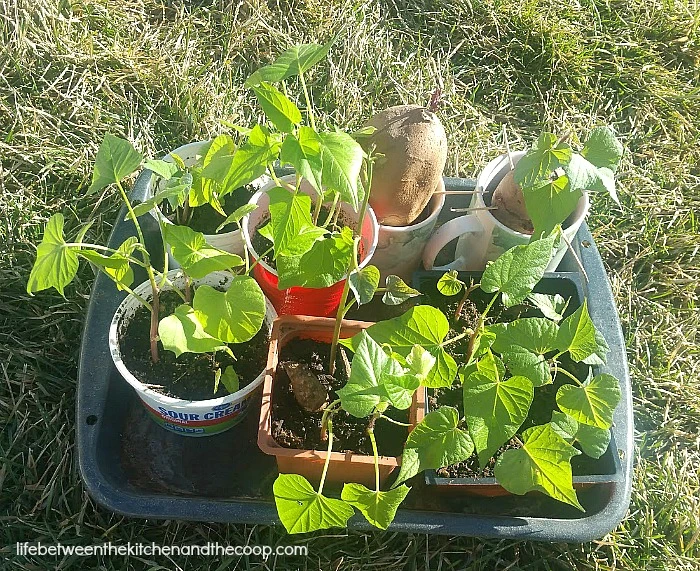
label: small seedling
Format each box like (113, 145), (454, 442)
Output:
(384, 231), (621, 510)
(495, 127), (623, 239)
(27, 135), (267, 393)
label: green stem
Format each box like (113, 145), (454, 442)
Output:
(299, 70), (316, 131)
(313, 189), (324, 225)
(268, 164), (294, 191)
(322, 193), (340, 228)
(368, 422), (380, 494)
(551, 364), (583, 386)
(157, 218), (169, 289)
(238, 221), (250, 274)
(320, 399), (341, 441)
(328, 155), (375, 374)
(440, 329), (472, 347)
(482, 292), (500, 322)
(249, 245), (275, 274)
(378, 414), (411, 427)
(318, 417), (334, 495)
(328, 238), (359, 375)
(115, 179), (160, 363)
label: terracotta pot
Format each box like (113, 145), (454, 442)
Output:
(258, 314), (426, 487)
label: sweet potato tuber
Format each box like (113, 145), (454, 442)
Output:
(363, 104), (447, 226)
(491, 169), (534, 234)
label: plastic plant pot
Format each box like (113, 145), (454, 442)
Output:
(412, 270), (622, 496)
(241, 175), (379, 317)
(109, 270), (277, 437)
(146, 140), (271, 257)
(258, 314), (425, 487)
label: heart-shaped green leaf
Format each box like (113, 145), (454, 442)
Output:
(188, 166), (224, 214)
(464, 371), (534, 465)
(80, 237), (137, 291)
(513, 132), (572, 189)
(273, 474), (354, 534)
(494, 423), (583, 510)
(581, 126), (623, 172)
(318, 130), (364, 211)
(280, 126), (324, 193)
(340, 305), (457, 388)
(245, 39), (336, 87)
(481, 233), (557, 307)
(437, 270), (463, 296)
(556, 373), (621, 429)
(555, 300), (608, 362)
(193, 276), (266, 344)
(198, 135), (236, 181)
(203, 126), (280, 194)
(144, 159), (180, 180)
(341, 483), (410, 530)
(336, 331), (408, 417)
(523, 175), (583, 239)
(491, 318), (559, 356)
(393, 406), (473, 486)
(489, 318), (559, 386)
(349, 265), (380, 306)
(88, 134), (143, 195)
(550, 411), (611, 459)
(296, 228), (354, 288)
(268, 186), (314, 257)
(165, 225), (243, 278)
(252, 82), (302, 133)
(27, 213), (80, 296)
(382, 275), (421, 306)
(158, 305), (232, 357)
(527, 293), (569, 323)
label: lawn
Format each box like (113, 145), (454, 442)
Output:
(1, 0), (699, 569)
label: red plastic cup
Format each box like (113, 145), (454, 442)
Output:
(242, 175), (379, 317)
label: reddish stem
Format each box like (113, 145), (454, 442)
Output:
(150, 287), (160, 363)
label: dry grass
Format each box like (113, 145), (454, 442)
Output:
(1, 0), (700, 569)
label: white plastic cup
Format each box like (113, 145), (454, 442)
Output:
(109, 270), (276, 437)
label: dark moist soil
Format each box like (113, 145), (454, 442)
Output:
(162, 185), (256, 235)
(120, 290), (269, 401)
(251, 204), (353, 271)
(419, 276), (607, 479)
(271, 337), (409, 456)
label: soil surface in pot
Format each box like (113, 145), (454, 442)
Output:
(251, 204), (356, 271)
(162, 185), (255, 235)
(120, 290), (269, 401)
(419, 276), (613, 479)
(271, 337), (409, 457)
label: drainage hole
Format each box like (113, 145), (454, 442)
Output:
(581, 240), (591, 248)
(86, 415), (98, 426)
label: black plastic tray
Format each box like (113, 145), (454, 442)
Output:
(77, 174), (634, 540)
